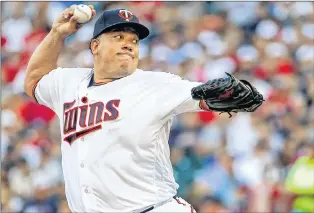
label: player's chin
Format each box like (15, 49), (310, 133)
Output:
(119, 61), (137, 71)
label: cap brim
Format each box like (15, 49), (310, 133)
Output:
(93, 22), (150, 40)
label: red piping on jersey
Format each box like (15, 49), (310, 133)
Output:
(174, 197), (186, 206)
(190, 205), (195, 213)
(174, 197), (195, 213)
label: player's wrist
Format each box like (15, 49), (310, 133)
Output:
(50, 28), (67, 40)
(199, 100), (210, 111)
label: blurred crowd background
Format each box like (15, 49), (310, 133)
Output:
(1, 1), (314, 213)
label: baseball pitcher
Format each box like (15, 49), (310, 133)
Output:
(24, 5), (264, 213)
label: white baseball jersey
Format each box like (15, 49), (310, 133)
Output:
(34, 68), (203, 212)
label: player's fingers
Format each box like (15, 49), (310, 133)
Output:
(91, 9), (96, 18)
(69, 15), (77, 24)
(63, 8), (74, 20)
(69, 16), (83, 29)
(63, 5), (76, 19)
(69, 15), (78, 29)
(62, 8), (70, 19)
(88, 4), (94, 10)
(70, 4), (77, 9)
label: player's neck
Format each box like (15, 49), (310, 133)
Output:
(94, 77), (115, 84)
(93, 68), (123, 84)
(93, 75), (119, 85)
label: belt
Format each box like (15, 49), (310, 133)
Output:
(137, 196), (176, 213)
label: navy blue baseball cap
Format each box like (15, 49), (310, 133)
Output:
(92, 9), (150, 40)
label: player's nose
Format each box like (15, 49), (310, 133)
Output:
(121, 44), (133, 52)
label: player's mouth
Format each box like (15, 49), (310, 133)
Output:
(117, 52), (134, 59)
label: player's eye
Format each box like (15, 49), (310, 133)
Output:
(132, 39), (139, 44)
(114, 35), (123, 40)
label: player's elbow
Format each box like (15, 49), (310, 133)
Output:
(24, 81), (33, 98)
(24, 68), (39, 99)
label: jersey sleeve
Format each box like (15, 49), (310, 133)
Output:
(33, 67), (64, 114)
(158, 72), (204, 122)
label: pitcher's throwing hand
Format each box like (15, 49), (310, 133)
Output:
(52, 4), (96, 38)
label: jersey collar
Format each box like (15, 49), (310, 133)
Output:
(88, 71), (123, 88)
(88, 72), (105, 87)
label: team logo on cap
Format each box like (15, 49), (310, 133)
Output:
(118, 9), (133, 22)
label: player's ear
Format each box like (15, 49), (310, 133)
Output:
(90, 38), (99, 55)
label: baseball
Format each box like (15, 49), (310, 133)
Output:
(73, 4), (92, 23)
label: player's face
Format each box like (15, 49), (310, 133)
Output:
(92, 30), (139, 78)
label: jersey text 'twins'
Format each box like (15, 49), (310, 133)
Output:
(63, 97), (120, 145)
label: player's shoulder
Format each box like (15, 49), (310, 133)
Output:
(136, 69), (182, 82)
(51, 67), (92, 80)
(54, 67), (92, 75)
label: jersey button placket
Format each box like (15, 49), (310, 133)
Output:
(77, 88), (90, 206)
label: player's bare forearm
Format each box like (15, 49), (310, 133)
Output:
(24, 29), (65, 98)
